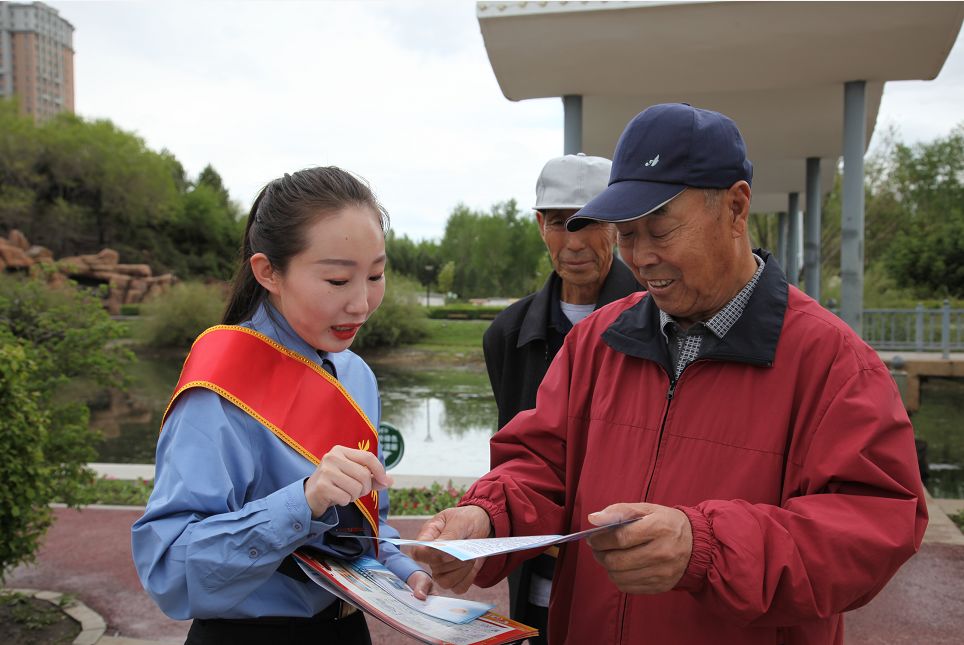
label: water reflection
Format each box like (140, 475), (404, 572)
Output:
(90, 355), (499, 479)
(374, 367), (497, 478)
(89, 354), (964, 494)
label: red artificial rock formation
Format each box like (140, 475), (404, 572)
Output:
(2, 229), (175, 314)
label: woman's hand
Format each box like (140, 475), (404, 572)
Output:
(304, 445), (393, 518)
(406, 570), (434, 600)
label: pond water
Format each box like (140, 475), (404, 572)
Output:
(90, 353), (498, 479)
(90, 353), (964, 497)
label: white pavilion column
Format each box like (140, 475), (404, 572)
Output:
(841, 81), (866, 333)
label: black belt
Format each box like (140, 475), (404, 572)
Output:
(195, 600), (358, 626)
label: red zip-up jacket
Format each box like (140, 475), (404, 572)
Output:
(461, 254), (927, 645)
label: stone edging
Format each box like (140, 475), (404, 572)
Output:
(5, 587), (106, 645)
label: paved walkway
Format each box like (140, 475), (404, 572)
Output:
(4, 509), (508, 644)
(4, 496), (962, 644)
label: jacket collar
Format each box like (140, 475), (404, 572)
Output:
(517, 259), (640, 348)
(602, 249), (788, 371)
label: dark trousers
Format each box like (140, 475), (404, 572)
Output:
(508, 554), (554, 645)
(185, 606), (370, 645)
(521, 605), (548, 645)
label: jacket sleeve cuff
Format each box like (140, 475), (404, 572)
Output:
(458, 497), (503, 536)
(674, 505), (715, 592)
(458, 497), (507, 586)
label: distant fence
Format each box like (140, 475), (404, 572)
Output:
(857, 301), (963, 358)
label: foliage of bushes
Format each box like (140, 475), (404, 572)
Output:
(950, 510), (964, 533)
(390, 482), (467, 515)
(0, 342), (53, 582)
(134, 274), (436, 353)
(70, 477), (466, 516)
(0, 275), (131, 580)
(135, 281), (226, 350)
(353, 272), (429, 350)
(427, 305), (504, 320)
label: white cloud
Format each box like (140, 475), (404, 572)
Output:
(48, 1), (963, 240)
(53, 0), (562, 240)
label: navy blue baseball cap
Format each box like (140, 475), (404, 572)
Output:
(567, 103), (753, 231)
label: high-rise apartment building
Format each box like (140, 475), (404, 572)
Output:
(0, 1), (74, 122)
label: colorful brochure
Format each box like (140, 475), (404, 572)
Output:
(293, 550), (538, 645)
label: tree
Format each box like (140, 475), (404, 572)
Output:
(0, 99), (245, 281)
(385, 231), (441, 286)
(0, 101), (42, 234)
(438, 200), (545, 299)
(437, 260), (456, 296)
(36, 114), (181, 253)
(164, 183), (245, 279)
(881, 126), (964, 296)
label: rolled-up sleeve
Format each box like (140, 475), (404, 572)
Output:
(131, 391), (338, 619)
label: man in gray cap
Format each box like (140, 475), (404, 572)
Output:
(415, 104), (926, 645)
(482, 153), (640, 641)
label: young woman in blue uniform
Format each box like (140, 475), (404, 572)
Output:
(132, 167), (431, 644)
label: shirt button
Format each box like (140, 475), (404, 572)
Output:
(292, 522), (303, 532)
(248, 548), (259, 559)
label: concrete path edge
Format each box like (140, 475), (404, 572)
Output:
(6, 587), (106, 645)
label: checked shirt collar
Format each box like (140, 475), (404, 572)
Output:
(659, 253), (764, 379)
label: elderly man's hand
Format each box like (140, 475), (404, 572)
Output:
(411, 506), (493, 594)
(585, 502), (693, 595)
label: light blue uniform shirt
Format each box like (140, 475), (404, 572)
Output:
(131, 303), (421, 620)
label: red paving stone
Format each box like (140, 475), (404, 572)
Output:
(4, 508), (509, 643)
(5, 506), (963, 644)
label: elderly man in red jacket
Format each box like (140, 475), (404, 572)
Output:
(413, 103), (928, 645)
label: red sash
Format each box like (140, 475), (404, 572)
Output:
(161, 325), (380, 540)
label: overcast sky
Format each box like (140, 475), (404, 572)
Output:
(49, 0), (964, 241)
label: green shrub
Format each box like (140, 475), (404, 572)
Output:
(427, 305), (505, 320)
(68, 476), (465, 515)
(136, 281), (226, 350)
(950, 510), (964, 533)
(390, 482), (467, 515)
(0, 342), (54, 581)
(76, 477), (155, 506)
(0, 274), (130, 580)
(353, 272), (429, 350)
(119, 303), (141, 316)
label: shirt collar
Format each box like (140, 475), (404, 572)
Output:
(659, 253), (765, 341)
(248, 300), (332, 367)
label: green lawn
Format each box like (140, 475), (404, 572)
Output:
(410, 319), (489, 354)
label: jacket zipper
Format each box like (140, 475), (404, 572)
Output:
(616, 355), (769, 643)
(643, 372), (676, 502)
(618, 369), (676, 643)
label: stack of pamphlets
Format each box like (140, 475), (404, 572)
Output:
(293, 518), (635, 644)
(294, 550), (537, 645)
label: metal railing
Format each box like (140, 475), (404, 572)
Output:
(859, 301), (963, 358)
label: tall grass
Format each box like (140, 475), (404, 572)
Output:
(135, 282), (226, 350)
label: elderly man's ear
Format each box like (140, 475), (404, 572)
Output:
(726, 181), (752, 236)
